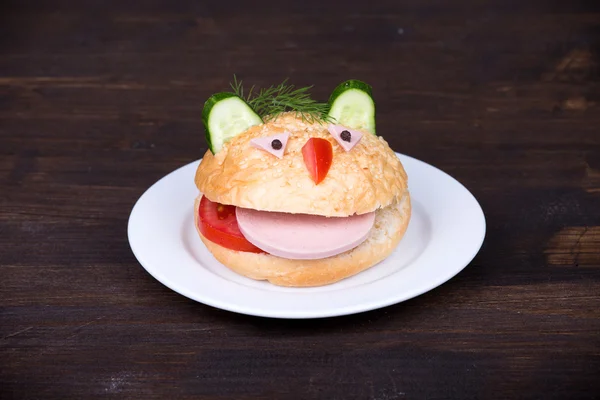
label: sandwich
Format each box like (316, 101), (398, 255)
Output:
(193, 78), (410, 287)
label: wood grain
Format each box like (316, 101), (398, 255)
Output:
(1, 0), (600, 399)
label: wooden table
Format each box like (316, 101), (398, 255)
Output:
(2, 1), (599, 398)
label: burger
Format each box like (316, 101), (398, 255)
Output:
(193, 79), (410, 287)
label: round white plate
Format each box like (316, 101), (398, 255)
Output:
(128, 154), (485, 319)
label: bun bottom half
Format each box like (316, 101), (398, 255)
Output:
(194, 193), (411, 287)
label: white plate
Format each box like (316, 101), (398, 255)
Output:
(128, 154), (485, 319)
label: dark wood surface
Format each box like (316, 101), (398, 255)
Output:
(2, 1), (599, 399)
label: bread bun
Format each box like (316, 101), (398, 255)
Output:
(194, 194), (411, 287)
(195, 113), (408, 217)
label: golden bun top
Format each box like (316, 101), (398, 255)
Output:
(194, 113), (408, 216)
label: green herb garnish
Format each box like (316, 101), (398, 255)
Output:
(230, 76), (333, 124)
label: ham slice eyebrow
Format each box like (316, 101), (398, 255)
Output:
(250, 131), (291, 158)
(327, 124), (364, 151)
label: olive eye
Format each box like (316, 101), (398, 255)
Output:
(271, 139), (283, 150)
(340, 130), (352, 142)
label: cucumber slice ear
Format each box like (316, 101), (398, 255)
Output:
(327, 80), (376, 134)
(202, 93), (263, 153)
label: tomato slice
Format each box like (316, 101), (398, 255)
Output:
(302, 137), (333, 184)
(198, 196), (263, 253)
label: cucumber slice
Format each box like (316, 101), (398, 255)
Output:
(327, 80), (376, 134)
(202, 92), (263, 153)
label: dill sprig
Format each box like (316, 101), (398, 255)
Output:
(230, 76), (332, 124)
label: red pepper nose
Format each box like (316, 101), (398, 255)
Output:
(302, 138), (333, 184)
